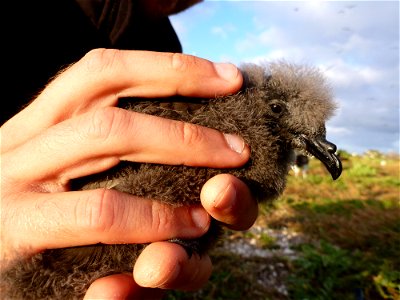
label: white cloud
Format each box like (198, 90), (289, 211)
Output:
(172, 1), (399, 153)
(321, 60), (385, 88)
(332, 34), (373, 53)
(326, 126), (352, 136)
(211, 23), (236, 39)
(258, 27), (285, 46)
(211, 26), (227, 39)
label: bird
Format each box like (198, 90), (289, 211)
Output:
(1, 61), (342, 299)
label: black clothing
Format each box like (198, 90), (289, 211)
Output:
(2, 0), (182, 125)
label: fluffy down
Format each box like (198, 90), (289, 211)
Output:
(1, 61), (338, 299)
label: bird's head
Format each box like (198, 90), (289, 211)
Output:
(242, 61), (342, 180)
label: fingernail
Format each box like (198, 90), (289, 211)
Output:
(224, 133), (245, 154)
(190, 207), (210, 229)
(213, 183), (236, 210)
(215, 63), (239, 81)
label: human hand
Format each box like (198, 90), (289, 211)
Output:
(1, 50), (258, 298)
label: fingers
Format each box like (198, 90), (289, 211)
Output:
(41, 50), (242, 105)
(3, 190), (210, 255)
(134, 242), (212, 291)
(200, 174), (258, 230)
(2, 50), (242, 151)
(5, 108), (249, 184)
(84, 274), (165, 300)
(84, 241), (213, 299)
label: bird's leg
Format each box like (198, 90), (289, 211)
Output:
(167, 238), (202, 258)
(168, 219), (223, 258)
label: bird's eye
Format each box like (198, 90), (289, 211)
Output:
(271, 103), (283, 114)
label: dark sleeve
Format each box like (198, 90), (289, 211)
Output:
(74, 0), (182, 52)
(2, 0), (182, 125)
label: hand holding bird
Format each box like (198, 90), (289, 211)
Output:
(2, 59), (342, 299)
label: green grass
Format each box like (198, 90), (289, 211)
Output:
(287, 241), (369, 300)
(167, 153), (400, 300)
(167, 252), (289, 300)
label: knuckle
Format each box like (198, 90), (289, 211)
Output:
(82, 48), (122, 73)
(170, 53), (198, 73)
(76, 189), (120, 234)
(180, 122), (205, 147)
(150, 202), (174, 235)
(80, 107), (122, 141)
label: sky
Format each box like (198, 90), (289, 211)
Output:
(170, 0), (399, 154)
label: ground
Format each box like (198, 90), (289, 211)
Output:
(167, 152), (400, 300)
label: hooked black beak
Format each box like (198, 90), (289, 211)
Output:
(302, 135), (342, 180)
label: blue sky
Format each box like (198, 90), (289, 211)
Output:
(170, 0), (399, 154)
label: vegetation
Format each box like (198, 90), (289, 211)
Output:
(167, 152), (399, 300)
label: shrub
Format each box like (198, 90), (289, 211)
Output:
(373, 262), (400, 300)
(348, 163), (377, 178)
(287, 241), (367, 300)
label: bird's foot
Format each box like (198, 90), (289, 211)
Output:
(168, 238), (203, 258)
